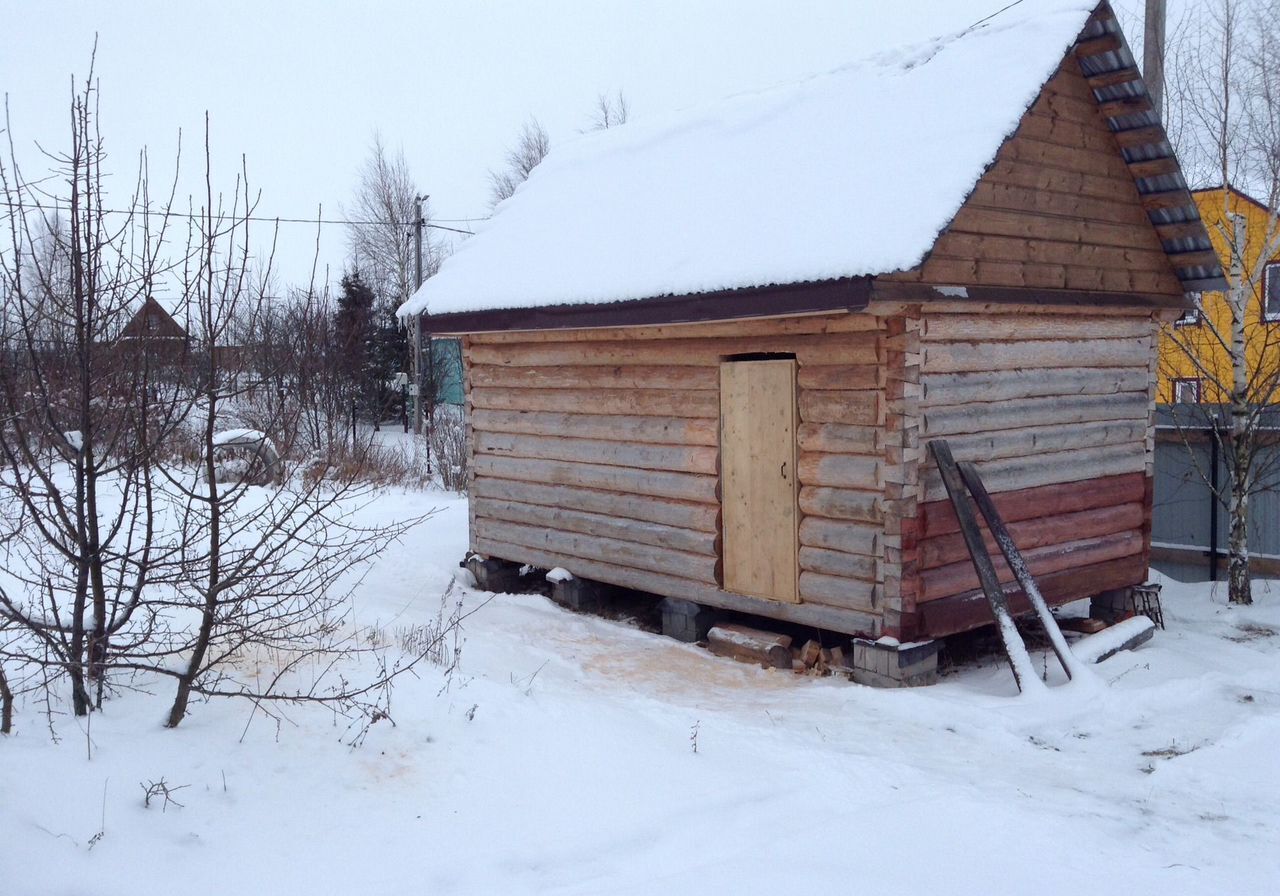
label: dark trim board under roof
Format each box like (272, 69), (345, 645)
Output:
(422, 277), (874, 336)
(423, 279), (1191, 337)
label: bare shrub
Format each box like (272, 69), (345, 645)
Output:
(395, 588), (465, 669)
(140, 779), (188, 812)
(303, 437), (434, 490)
(430, 408), (469, 492)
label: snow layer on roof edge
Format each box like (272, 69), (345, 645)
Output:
(399, 0), (1098, 320)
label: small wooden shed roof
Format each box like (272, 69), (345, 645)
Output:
(401, 0), (1224, 333)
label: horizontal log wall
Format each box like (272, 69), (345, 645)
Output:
(909, 304), (1159, 637)
(466, 313), (886, 635)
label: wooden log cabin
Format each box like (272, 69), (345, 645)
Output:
(400, 1), (1225, 681)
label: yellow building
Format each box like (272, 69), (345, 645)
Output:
(1158, 186), (1280, 404)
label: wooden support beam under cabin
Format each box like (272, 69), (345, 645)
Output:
(707, 624), (794, 670)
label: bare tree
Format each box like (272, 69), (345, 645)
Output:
(344, 133), (440, 306)
(0, 59), (188, 715)
(1161, 0), (1280, 605)
(0, 64), (444, 736)
(586, 90), (630, 131)
(488, 118), (550, 210)
(134, 126), (431, 729)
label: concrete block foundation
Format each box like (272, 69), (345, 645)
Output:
(660, 598), (719, 643)
(549, 575), (609, 613)
(850, 638), (940, 688)
(464, 555), (525, 594)
(1091, 587), (1136, 625)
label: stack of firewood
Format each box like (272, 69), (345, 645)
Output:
(706, 624), (852, 676)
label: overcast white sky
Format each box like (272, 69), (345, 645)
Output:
(0, 0), (1184, 291)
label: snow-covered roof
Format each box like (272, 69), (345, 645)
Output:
(400, 0), (1099, 321)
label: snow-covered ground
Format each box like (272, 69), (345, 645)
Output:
(3, 486), (1278, 895)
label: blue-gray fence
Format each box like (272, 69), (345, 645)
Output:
(1152, 407), (1280, 578)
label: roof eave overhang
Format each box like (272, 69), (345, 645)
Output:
(1074, 2), (1228, 294)
(418, 276), (874, 336)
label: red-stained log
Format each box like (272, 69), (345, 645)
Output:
(918, 554), (1147, 638)
(918, 502), (1145, 570)
(919, 531), (1144, 602)
(918, 472), (1145, 539)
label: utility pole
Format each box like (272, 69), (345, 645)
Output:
(412, 194), (427, 435)
(1144, 0), (1166, 119)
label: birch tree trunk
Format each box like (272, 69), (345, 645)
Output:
(1226, 213), (1254, 604)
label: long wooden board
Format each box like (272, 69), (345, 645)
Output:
(927, 439), (1039, 692)
(958, 461), (1085, 680)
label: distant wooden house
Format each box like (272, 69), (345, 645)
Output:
(117, 296), (189, 367)
(400, 1), (1224, 683)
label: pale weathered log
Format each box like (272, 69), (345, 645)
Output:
(473, 455), (718, 503)
(796, 365), (881, 391)
(919, 443), (1145, 502)
(798, 546), (877, 581)
(471, 386), (718, 418)
(798, 571), (879, 611)
(476, 431), (718, 475)
(928, 420), (1146, 464)
(797, 452), (880, 489)
(799, 487), (883, 524)
(921, 313), (1153, 342)
(896, 299), (1163, 318)
(796, 422), (881, 456)
(470, 364), (719, 391)
(471, 537), (882, 634)
(707, 624), (793, 669)
(799, 640), (822, 667)
(922, 366), (1149, 405)
(921, 337), (1150, 373)
(472, 477), (719, 532)
(921, 392), (1148, 436)
(798, 391), (879, 425)
(797, 517), (880, 556)
(468, 335), (877, 369)
(477, 497), (717, 556)
(475, 518), (719, 584)
(469, 312), (883, 343)
(471, 409), (719, 446)
(918, 531), (1145, 602)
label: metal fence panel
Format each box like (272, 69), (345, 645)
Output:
(1153, 431), (1280, 564)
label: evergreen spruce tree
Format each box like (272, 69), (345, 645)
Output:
(334, 270), (411, 422)
(333, 271), (377, 418)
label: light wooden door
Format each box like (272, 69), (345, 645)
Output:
(720, 359), (799, 602)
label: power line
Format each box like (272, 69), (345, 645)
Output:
(1, 201), (477, 235)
